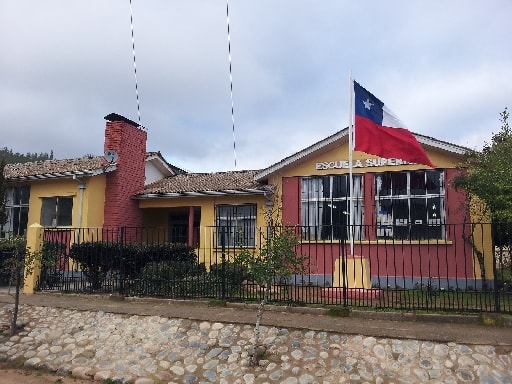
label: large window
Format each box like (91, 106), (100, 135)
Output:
(375, 170), (445, 240)
(41, 197), (73, 227)
(215, 204), (256, 247)
(1, 186), (30, 238)
(301, 175), (363, 241)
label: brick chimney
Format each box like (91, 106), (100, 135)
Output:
(102, 113), (147, 228)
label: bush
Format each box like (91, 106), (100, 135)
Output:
(69, 241), (120, 290)
(0, 237), (26, 286)
(209, 261), (250, 287)
(38, 240), (66, 289)
(69, 241), (200, 291)
(122, 242), (198, 278)
(138, 260), (206, 296)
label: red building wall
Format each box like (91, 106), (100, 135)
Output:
(281, 171), (475, 285)
(102, 114), (147, 229)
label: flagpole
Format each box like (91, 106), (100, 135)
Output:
(348, 73), (354, 256)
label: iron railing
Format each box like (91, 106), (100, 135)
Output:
(35, 223), (512, 314)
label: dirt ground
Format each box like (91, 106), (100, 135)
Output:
(0, 361), (94, 384)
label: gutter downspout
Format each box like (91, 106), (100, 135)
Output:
(74, 176), (87, 240)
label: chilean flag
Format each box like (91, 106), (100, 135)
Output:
(353, 80), (435, 168)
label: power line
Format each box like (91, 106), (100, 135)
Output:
(129, 0), (144, 129)
(226, 0), (237, 168)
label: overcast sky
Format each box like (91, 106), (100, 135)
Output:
(1, 1), (511, 173)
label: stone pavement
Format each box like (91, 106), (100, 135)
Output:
(1, 290), (512, 383)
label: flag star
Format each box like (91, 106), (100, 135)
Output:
(362, 98), (373, 110)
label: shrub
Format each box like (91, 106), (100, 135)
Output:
(138, 260), (206, 296)
(121, 242), (198, 278)
(209, 261), (250, 287)
(69, 241), (200, 291)
(0, 237), (26, 286)
(69, 241), (120, 290)
(38, 240), (65, 289)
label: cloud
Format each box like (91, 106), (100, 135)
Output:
(1, 0), (511, 172)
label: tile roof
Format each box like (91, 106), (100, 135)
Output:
(4, 156), (108, 181)
(137, 170), (268, 197)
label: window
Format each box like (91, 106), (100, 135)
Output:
(41, 197), (73, 227)
(215, 204), (256, 247)
(1, 186), (30, 237)
(375, 170), (445, 240)
(301, 175), (363, 241)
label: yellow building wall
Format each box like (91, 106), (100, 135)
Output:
(140, 194), (267, 227)
(27, 176), (105, 229)
(468, 200), (495, 280)
(140, 194), (269, 265)
(80, 175), (106, 228)
(274, 140), (462, 179)
(28, 179), (78, 227)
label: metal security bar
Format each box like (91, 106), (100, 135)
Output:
(36, 222), (512, 314)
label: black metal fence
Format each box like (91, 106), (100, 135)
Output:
(36, 223), (512, 314)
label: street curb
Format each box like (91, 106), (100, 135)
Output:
(225, 301), (512, 327)
(15, 291), (512, 328)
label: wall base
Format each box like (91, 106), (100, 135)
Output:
(321, 287), (383, 299)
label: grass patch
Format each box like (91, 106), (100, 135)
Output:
(478, 313), (506, 327)
(327, 306), (350, 317)
(208, 299), (227, 307)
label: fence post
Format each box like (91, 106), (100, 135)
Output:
(491, 222), (501, 313)
(119, 227), (125, 295)
(24, 223), (44, 294)
(341, 235), (348, 307)
(220, 227), (226, 300)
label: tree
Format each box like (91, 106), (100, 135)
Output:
(0, 147), (53, 164)
(0, 156), (7, 228)
(453, 108), (512, 221)
(234, 200), (308, 366)
(0, 236), (27, 335)
(453, 108), (512, 284)
(0, 155), (22, 335)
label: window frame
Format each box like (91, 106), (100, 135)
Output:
(301, 174), (363, 241)
(375, 170), (445, 240)
(41, 196), (74, 227)
(215, 204), (257, 247)
(1, 186), (30, 238)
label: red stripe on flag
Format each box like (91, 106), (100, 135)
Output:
(354, 115), (435, 168)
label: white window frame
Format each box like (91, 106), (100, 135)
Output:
(301, 175), (363, 241)
(375, 170), (446, 240)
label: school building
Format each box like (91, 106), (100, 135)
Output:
(3, 113), (492, 292)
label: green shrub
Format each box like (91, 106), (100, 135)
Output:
(69, 241), (119, 290)
(209, 261), (250, 287)
(138, 260), (206, 296)
(69, 241), (200, 291)
(328, 306), (351, 317)
(0, 237), (26, 286)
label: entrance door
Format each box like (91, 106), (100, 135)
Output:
(168, 207), (200, 247)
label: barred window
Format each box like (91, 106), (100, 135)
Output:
(215, 204), (256, 247)
(375, 170), (445, 240)
(301, 175), (363, 241)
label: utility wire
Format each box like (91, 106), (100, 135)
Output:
(129, 0), (144, 129)
(226, 0), (237, 168)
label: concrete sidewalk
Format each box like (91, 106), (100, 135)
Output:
(1, 289), (511, 347)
